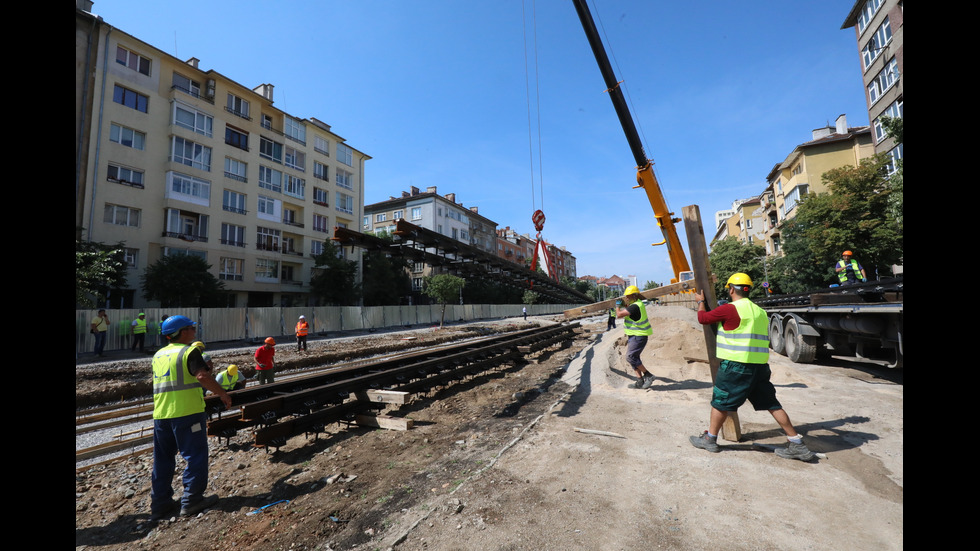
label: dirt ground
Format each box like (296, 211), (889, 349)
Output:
(75, 308), (903, 550)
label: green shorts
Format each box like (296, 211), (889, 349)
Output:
(710, 359), (782, 412)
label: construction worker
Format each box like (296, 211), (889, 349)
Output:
(255, 337), (276, 385)
(690, 273), (814, 461)
(616, 285), (655, 389)
(150, 315), (231, 520)
(295, 315), (309, 352)
(191, 341), (214, 373)
(215, 364), (245, 391)
(607, 306), (616, 331)
(131, 313), (147, 353)
(835, 250), (867, 286)
(91, 309), (110, 357)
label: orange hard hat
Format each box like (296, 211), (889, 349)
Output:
(842, 250), (853, 256)
(264, 337), (276, 346)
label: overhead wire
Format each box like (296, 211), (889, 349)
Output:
(521, 0), (545, 212)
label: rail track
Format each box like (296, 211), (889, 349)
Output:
(76, 322), (581, 467)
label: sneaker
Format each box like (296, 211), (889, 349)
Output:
(689, 431), (720, 453)
(631, 377), (644, 389)
(641, 375), (655, 389)
(179, 495), (219, 517)
(775, 441), (815, 462)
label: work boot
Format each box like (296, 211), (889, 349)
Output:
(631, 377), (644, 389)
(689, 431), (720, 453)
(180, 495), (219, 517)
(150, 500), (178, 521)
(641, 375), (656, 389)
(775, 441), (815, 462)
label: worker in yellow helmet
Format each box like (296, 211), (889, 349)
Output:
(215, 364), (245, 391)
(690, 273), (814, 461)
(615, 285), (656, 389)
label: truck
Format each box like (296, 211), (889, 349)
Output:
(755, 278), (903, 368)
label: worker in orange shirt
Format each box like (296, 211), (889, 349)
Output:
(295, 315), (309, 352)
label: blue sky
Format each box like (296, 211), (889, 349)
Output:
(91, 0), (868, 286)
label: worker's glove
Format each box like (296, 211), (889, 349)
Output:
(862, 278), (867, 282)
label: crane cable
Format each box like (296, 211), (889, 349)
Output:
(521, 0), (544, 212)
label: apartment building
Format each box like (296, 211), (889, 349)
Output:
(760, 115), (873, 255)
(75, 3), (369, 307)
(711, 196), (765, 247)
(842, 0), (903, 170)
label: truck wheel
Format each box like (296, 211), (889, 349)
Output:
(769, 316), (785, 355)
(784, 317), (816, 363)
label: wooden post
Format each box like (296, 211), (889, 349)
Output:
(682, 205), (741, 442)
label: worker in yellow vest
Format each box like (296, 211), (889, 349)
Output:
(295, 315), (310, 352)
(690, 273), (814, 461)
(616, 285), (655, 389)
(131, 312), (147, 353)
(215, 364), (245, 391)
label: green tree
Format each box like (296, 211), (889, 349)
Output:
(310, 240), (360, 306)
(707, 237), (767, 299)
(76, 238), (128, 308)
(522, 290), (540, 305)
(422, 274), (465, 328)
(642, 280), (660, 290)
(140, 254), (226, 307)
(361, 236), (411, 306)
(882, 116), (903, 234)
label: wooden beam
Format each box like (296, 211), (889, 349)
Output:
(354, 414), (413, 431)
(562, 279), (697, 319)
(354, 389), (411, 405)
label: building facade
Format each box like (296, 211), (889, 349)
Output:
(75, 2), (369, 308)
(711, 196), (765, 247)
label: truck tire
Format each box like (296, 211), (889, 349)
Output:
(784, 317), (816, 364)
(769, 316), (785, 355)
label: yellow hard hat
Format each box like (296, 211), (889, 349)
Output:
(727, 273), (753, 288)
(191, 341), (205, 351)
(624, 285), (640, 297)
(227, 364), (238, 377)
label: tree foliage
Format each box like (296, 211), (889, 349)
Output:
(423, 274), (465, 328)
(882, 116), (903, 234)
(76, 239), (128, 308)
(310, 240), (360, 306)
(642, 280), (660, 290)
(361, 237), (411, 306)
(522, 290), (540, 305)
(707, 237), (768, 299)
(140, 254), (226, 307)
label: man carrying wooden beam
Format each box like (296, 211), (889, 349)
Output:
(616, 285), (655, 389)
(689, 273), (814, 461)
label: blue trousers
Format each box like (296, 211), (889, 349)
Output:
(151, 412), (209, 512)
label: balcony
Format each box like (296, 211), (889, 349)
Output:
(163, 231), (207, 243)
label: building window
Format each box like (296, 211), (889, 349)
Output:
(782, 184), (809, 216)
(220, 223), (246, 247)
(884, 144), (903, 174)
(225, 126), (249, 150)
(284, 175), (305, 199)
(113, 85), (148, 113)
(173, 102), (213, 137)
(376, 213), (387, 223)
(171, 73), (201, 98)
(336, 193), (353, 214)
(314, 161), (328, 181)
(313, 213), (329, 233)
(104, 204), (141, 227)
(256, 226), (281, 252)
(219, 257), (244, 281)
(337, 143), (354, 166)
(336, 168), (353, 190)
(873, 99), (903, 144)
(116, 46), (151, 75)
(107, 164), (144, 188)
(861, 17), (892, 70)
(224, 158), (247, 183)
(260, 137), (284, 163)
(412, 277), (423, 291)
(167, 171), (211, 204)
(393, 210), (403, 220)
(256, 258), (279, 281)
(227, 93), (250, 119)
(867, 58), (899, 105)
(259, 165), (282, 193)
(257, 195), (280, 221)
(284, 146), (305, 171)
(411, 207), (422, 220)
(311, 240), (325, 256)
(222, 189), (247, 214)
(109, 123), (145, 150)
(284, 116), (306, 144)
(123, 248), (139, 268)
(314, 136), (329, 155)
(857, 0), (885, 33)
(171, 136), (212, 171)
(313, 187), (329, 206)
(362, 216), (370, 230)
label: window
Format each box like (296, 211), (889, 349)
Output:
(411, 207), (422, 220)
(782, 184), (809, 216)
(113, 85), (148, 113)
(123, 248), (139, 268)
(109, 123), (145, 150)
(284, 174), (305, 199)
(861, 17), (892, 70)
(336, 193), (353, 214)
(224, 158), (247, 183)
(313, 213), (330, 233)
(225, 126), (249, 150)
(314, 136), (329, 155)
(107, 164), (144, 188)
(284, 146), (305, 171)
(281, 264), (297, 282)
(220, 223), (246, 247)
(314, 161), (328, 181)
(173, 102), (213, 137)
(867, 58), (899, 105)
(313, 187), (329, 206)
(393, 210), (403, 220)
(259, 165), (282, 193)
(376, 213), (387, 223)
(412, 277), (424, 291)
(116, 46), (150, 75)
(856, 0), (885, 33)
(260, 137), (283, 163)
(256, 226), (281, 251)
(261, 114), (273, 129)
(104, 204), (141, 227)
(362, 216), (370, 229)
(336, 168), (353, 189)
(227, 93), (250, 119)
(171, 136), (212, 171)
(884, 144), (903, 175)
(167, 171), (211, 204)
(256, 258), (279, 281)
(172, 73), (201, 97)
(337, 143), (353, 166)
(219, 257), (244, 281)
(284, 116), (306, 144)
(283, 208), (300, 226)
(873, 99), (903, 143)
(222, 189), (247, 214)
(311, 240), (325, 256)
(257, 195), (280, 221)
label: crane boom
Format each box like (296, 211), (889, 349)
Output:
(572, 0), (692, 283)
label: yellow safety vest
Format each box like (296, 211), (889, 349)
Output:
(623, 301), (653, 337)
(716, 299), (770, 364)
(216, 370), (239, 391)
(152, 343), (204, 419)
(133, 318), (147, 334)
(837, 259), (862, 283)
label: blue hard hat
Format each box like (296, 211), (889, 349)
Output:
(161, 315), (196, 337)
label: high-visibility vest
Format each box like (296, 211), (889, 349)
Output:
(133, 318), (147, 334)
(152, 344), (204, 419)
(216, 370), (239, 391)
(296, 321), (309, 336)
(716, 299), (770, 364)
(837, 259), (862, 283)
(623, 301), (652, 337)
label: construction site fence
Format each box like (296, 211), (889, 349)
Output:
(75, 303), (568, 356)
